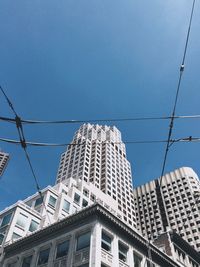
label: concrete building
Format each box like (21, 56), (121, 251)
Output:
(2, 203), (197, 267)
(0, 151), (9, 176)
(134, 167), (200, 252)
(56, 124), (136, 229)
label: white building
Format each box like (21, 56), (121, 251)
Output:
(0, 151), (9, 176)
(56, 124), (136, 229)
(134, 167), (200, 252)
(2, 203), (198, 267)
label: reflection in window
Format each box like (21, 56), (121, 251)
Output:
(22, 255), (32, 267)
(74, 193), (80, 204)
(29, 220), (39, 232)
(118, 242), (128, 262)
(63, 200), (70, 212)
(48, 195), (57, 208)
(37, 248), (50, 265)
(56, 240), (69, 258)
(35, 197), (43, 207)
(12, 232), (22, 241)
(134, 252), (143, 267)
(16, 213), (27, 228)
(76, 232), (90, 251)
(1, 213), (12, 227)
(101, 232), (112, 252)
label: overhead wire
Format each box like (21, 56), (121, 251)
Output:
(144, 1), (196, 266)
(0, 86), (52, 224)
(2, 114), (200, 125)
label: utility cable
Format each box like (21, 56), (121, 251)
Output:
(159, 0), (196, 226)
(0, 86), (51, 224)
(2, 114), (200, 125)
(0, 136), (199, 147)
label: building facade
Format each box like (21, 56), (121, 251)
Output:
(0, 151), (9, 176)
(134, 167), (200, 252)
(1, 204), (193, 267)
(56, 124), (136, 229)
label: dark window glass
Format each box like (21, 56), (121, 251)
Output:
(56, 240), (69, 258)
(76, 232), (90, 251)
(48, 195), (57, 208)
(101, 232), (111, 252)
(29, 220), (39, 232)
(134, 252), (142, 267)
(35, 197), (43, 207)
(37, 248), (50, 265)
(1, 213), (12, 227)
(118, 242), (128, 262)
(22, 255), (32, 267)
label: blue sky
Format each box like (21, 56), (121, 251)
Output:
(0, 0), (200, 210)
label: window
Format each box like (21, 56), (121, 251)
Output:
(82, 199), (88, 208)
(147, 261), (155, 267)
(12, 232), (22, 241)
(37, 248), (50, 265)
(7, 262), (17, 267)
(48, 195), (57, 208)
(29, 220), (39, 232)
(0, 233), (4, 245)
(101, 232), (112, 252)
(74, 193), (80, 204)
(118, 242), (128, 262)
(1, 213), (12, 227)
(16, 213), (27, 229)
(35, 197), (43, 207)
(76, 232), (90, 251)
(22, 255), (32, 267)
(134, 252), (142, 267)
(63, 200), (70, 212)
(56, 240), (69, 258)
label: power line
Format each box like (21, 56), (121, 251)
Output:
(0, 136), (199, 147)
(0, 86), (52, 223)
(158, 0), (196, 228)
(2, 114), (200, 125)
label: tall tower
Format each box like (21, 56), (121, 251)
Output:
(134, 167), (200, 252)
(0, 151), (9, 176)
(56, 124), (136, 228)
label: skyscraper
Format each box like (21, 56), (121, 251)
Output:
(56, 123), (137, 228)
(134, 167), (200, 252)
(0, 151), (9, 176)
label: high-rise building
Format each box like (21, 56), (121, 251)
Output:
(0, 151), (9, 176)
(56, 124), (136, 229)
(134, 167), (200, 252)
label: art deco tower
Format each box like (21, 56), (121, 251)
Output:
(56, 124), (136, 228)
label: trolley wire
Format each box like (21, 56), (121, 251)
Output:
(0, 86), (52, 224)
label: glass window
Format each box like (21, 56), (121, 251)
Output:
(29, 220), (39, 232)
(0, 233), (4, 245)
(101, 232), (112, 252)
(147, 261), (155, 267)
(76, 232), (90, 251)
(12, 232), (22, 241)
(48, 195), (57, 208)
(82, 199), (88, 208)
(7, 262), (17, 267)
(56, 240), (69, 258)
(63, 200), (70, 212)
(134, 252), (143, 267)
(37, 248), (50, 265)
(16, 213), (27, 228)
(35, 197), (43, 207)
(22, 255), (32, 267)
(1, 213), (12, 227)
(118, 242), (128, 262)
(74, 193), (80, 204)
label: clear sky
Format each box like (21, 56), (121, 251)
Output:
(0, 0), (200, 210)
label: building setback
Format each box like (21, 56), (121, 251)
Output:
(56, 124), (136, 229)
(134, 167), (200, 252)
